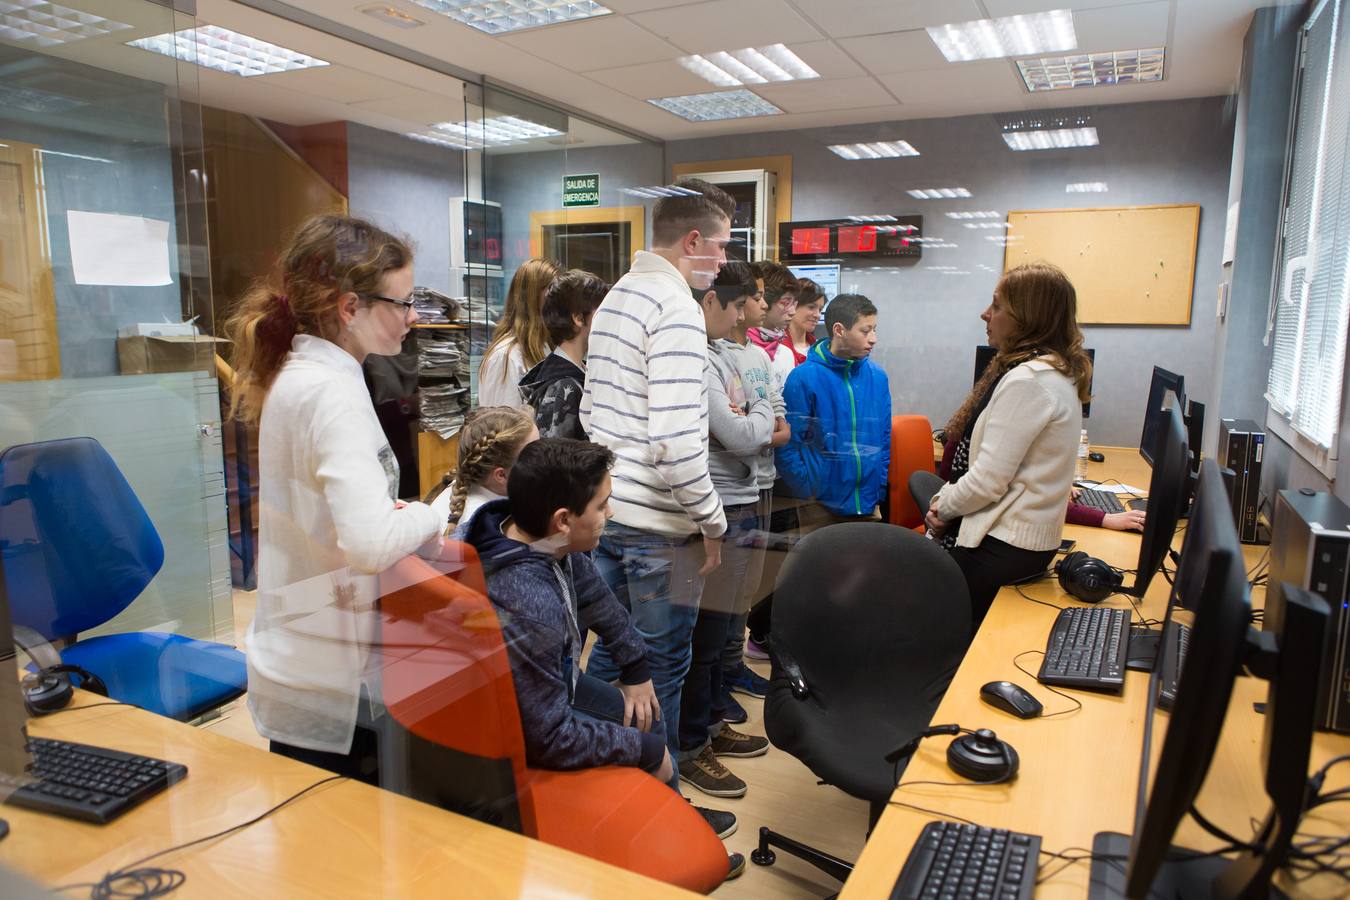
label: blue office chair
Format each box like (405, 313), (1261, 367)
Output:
(0, 437), (246, 720)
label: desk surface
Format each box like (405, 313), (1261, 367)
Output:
(0, 697), (692, 898)
(844, 449), (1350, 898)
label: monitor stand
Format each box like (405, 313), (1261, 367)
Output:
(1086, 832), (1288, 900)
(1126, 624), (1162, 672)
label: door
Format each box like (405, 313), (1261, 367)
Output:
(0, 144), (60, 381)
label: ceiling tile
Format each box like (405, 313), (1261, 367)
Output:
(754, 75), (896, 113)
(349, 89), (467, 126)
(838, 30), (949, 76)
(261, 66), (403, 104)
(499, 16), (682, 70)
(981, 1), (1139, 15)
(630, 0), (823, 53)
(789, 0), (983, 39)
(1072, 1), (1170, 51)
(585, 59), (718, 98)
(601, 0), (705, 11)
(876, 60), (1026, 107)
(786, 40), (865, 79)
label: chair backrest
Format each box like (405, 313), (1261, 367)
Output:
(888, 415), (935, 529)
(774, 522), (971, 713)
(378, 548), (538, 833)
(0, 437), (164, 639)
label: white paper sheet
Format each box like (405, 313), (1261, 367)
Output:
(67, 210), (172, 286)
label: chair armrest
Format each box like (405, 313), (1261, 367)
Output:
(770, 642), (810, 700)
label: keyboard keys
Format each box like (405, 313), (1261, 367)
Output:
(1038, 607), (1130, 693)
(892, 821), (1041, 900)
(4, 737), (187, 824)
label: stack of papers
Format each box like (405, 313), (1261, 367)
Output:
(411, 287), (461, 324)
(420, 382), (470, 439)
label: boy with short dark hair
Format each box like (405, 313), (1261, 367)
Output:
(777, 293), (891, 530)
(519, 269), (609, 440)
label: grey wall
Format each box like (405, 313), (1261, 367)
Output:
(486, 141), (665, 276)
(346, 123), (465, 296)
(667, 97), (1237, 448)
(0, 53), (184, 378)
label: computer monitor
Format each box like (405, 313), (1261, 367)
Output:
(1123, 403), (1189, 599)
(974, 345), (1096, 418)
(0, 554), (35, 804)
(1088, 460), (1331, 899)
(1139, 366), (1186, 466)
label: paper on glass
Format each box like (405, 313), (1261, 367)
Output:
(67, 210), (172, 286)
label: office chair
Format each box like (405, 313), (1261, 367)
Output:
(887, 415), (936, 529)
(378, 551), (730, 894)
(0, 437), (246, 720)
(755, 522), (971, 883)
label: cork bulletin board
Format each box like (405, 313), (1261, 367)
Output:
(1002, 204), (1201, 325)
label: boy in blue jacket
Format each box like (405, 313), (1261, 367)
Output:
(776, 293), (891, 528)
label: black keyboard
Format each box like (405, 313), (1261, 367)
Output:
(1075, 487), (1125, 515)
(890, 820), (1041, 900)
(4, 737), (187, 823)
(1156, 620), (1191, 711)
(1037, 607), (1130, 693)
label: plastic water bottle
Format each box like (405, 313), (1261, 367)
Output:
(1077, 429), (1090, 482)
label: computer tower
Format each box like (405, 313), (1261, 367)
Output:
(1219, 418), (1265, 543)
(1267, 489), (1350, 734)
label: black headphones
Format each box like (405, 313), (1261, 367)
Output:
(1055, 551), (1123, 603)
(22, 664), (108, 716)
(886, 724), (1020, 783)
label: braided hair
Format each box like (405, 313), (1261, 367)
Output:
(443, 406), (536, 529)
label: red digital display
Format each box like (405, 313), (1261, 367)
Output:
(791, 227), (831, 255)
(837, 225), (877, 254)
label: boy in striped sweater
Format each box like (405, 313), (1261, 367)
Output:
(582, 177), (736, 792)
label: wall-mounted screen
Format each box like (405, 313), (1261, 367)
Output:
(778, 215), (923, 263)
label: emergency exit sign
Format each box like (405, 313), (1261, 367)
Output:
(563, 174), (600, 207)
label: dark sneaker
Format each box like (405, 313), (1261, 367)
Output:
(692, 803), (738, 839)
(711, 723), (770, 759)
(745, 636), (770, 660)
(725, 661), (770, 698)
(679, 745), (747, 798)
(719, 691), (748, 724)
(727, 852), (747, 880)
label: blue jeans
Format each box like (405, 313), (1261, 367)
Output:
(571, 671), (678, 792)
(587, 522), (705, 764)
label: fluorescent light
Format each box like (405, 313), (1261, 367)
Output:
(408, 0), (611, 35)
(828, 141), (919, 160)
(360, 5), (426, 29)
(648, 89), (781, 122)
(127, 25), (328, 77)
(1002, 127), (1098, 150)
(37, 148), (112, 163)
(945, 210), (1000, 219)
(1019, 48), (1165, 92)
(928, 9), (1076, 62)
(907, 187), (972, 199)
(679, 43), (819, 88)
(620, 184), (700, 198)
(847, 215), (898, 222)
(962, 222), (1009, 230)
(406, 132), (472, 150)
(0, 0), (131, 47)
(423, 115), (564, 149)
(1067, 182), (1109, 193)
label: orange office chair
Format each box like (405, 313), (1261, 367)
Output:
(377, 548), (728, 894)
(888, 414), (937, 530)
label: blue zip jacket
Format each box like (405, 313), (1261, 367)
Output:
(776, 341), (892, 516)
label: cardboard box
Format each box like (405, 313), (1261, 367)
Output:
(117, 321), (199, 338)
(117, 335), (229, 375)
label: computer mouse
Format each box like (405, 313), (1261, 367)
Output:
(979, 681), (1043, 719)
(1088, 451), (1106, 463)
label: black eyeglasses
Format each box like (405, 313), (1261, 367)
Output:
(360, 293), (415, 312)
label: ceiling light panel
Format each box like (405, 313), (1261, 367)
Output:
(1019, 48), (1164, 92)
(1002, 127), (1098, 151)
(945, 211), (1000, 219)
(127, 25), (328, 76)
(429, 115), (564, 148)
(828, 141), (919, 160)
(907, 187), (972, 199)
(1066, 182), (1109, 193)
(408, 0), (611, 35)
(927, 9), (1076, 62)
(0, 0), (131, 47)
(678, 43), (819, 88)
(648, 89), (781, 122)
(360, 5), (426, 29)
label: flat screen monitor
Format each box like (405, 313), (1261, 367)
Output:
(1126, 404), (1189, 598)
(973, 346), (1096, 418)
(1139, 366), (1186, 466)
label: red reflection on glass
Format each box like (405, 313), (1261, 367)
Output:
(837, 225), (877, 253)
(791, 227), (830, 255)
(485, 238), (501, 261)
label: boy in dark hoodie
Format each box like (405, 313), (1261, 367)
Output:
(518, 270), (608, 440)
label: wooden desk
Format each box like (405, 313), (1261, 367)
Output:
(843, 451), (1350, 898)
(0, 698), (695, 898)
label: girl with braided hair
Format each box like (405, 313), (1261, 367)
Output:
(427, 406), (539, 531)
(224, 213), (445, 781)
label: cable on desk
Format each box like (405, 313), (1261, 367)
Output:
(1013, 581), (1066, 612)
(1011, 651), (1083, 718)
(1034, 842), (1241, 894)
(52, 774), (348, 899)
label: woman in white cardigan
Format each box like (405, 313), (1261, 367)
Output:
(926, 264), (1093, 627)
(225, 214), (444, 781)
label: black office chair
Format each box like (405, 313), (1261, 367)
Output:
(910, 469), (945, 517)
(752, 522), (971, 885)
